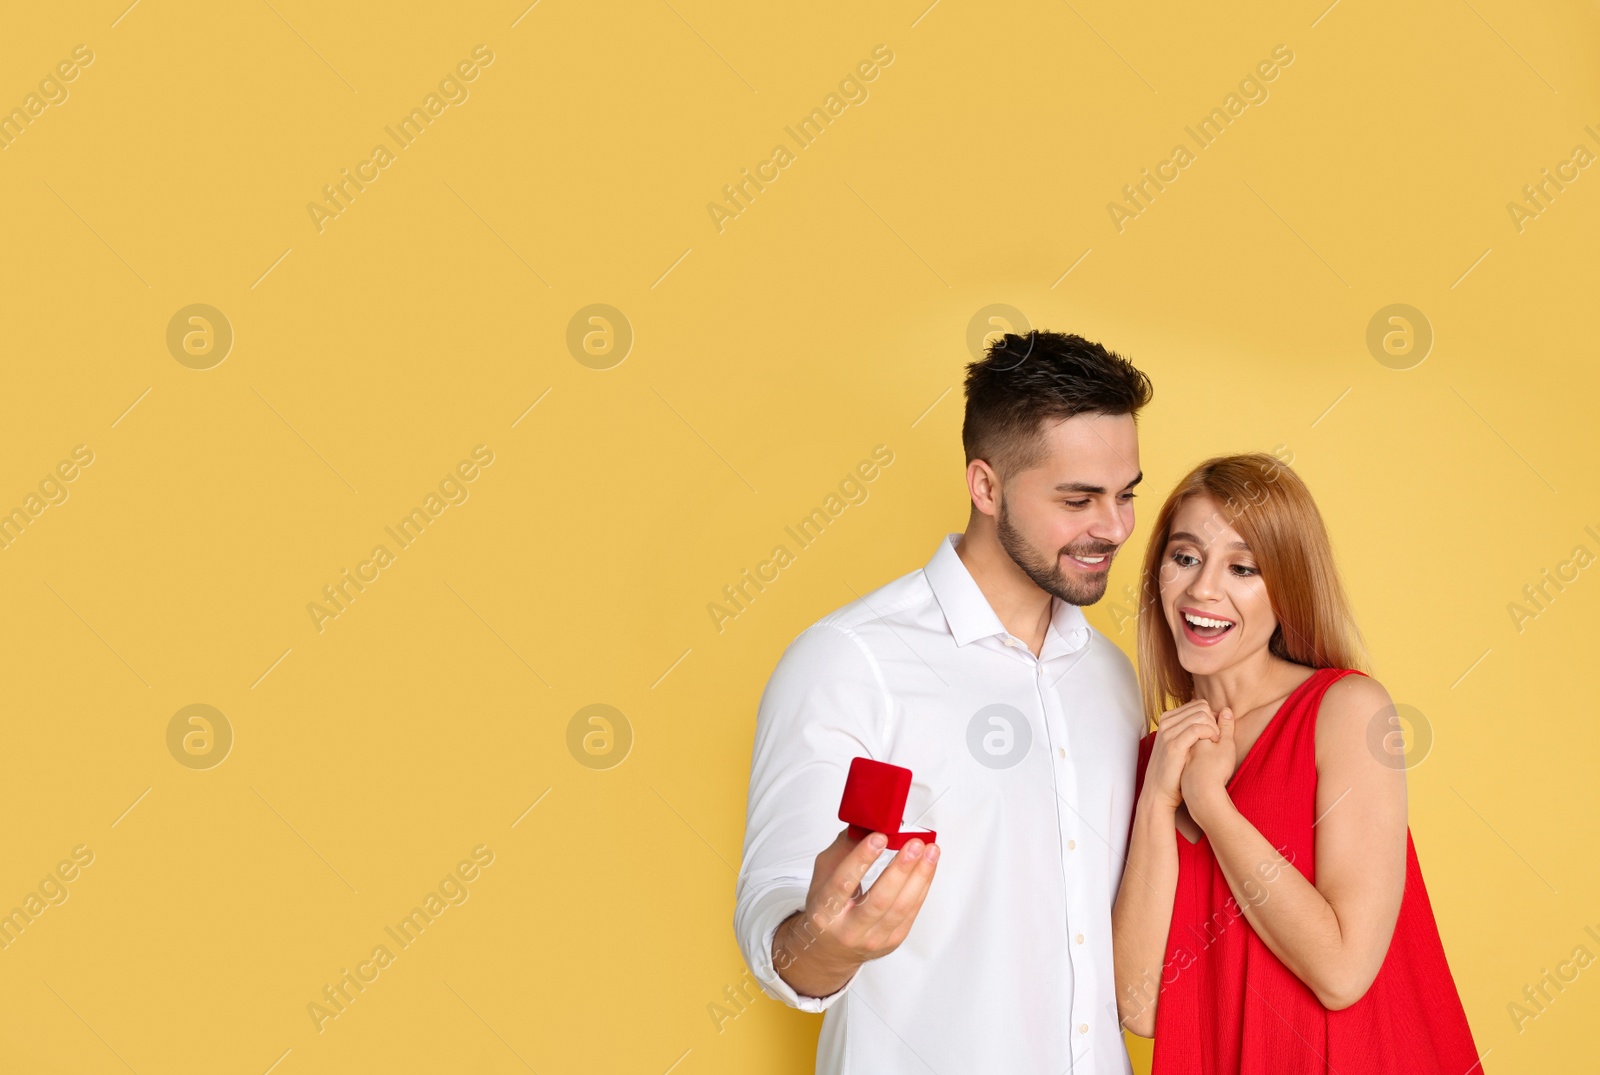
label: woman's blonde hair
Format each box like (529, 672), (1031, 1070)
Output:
(1134, 452), (1369, 727)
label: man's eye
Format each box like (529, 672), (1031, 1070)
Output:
(1065, 499), (1089, 508)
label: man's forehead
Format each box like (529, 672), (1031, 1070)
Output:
(1033, 415), (1140, 487)
(1041, 409), (1137, 440)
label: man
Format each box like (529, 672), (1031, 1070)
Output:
(733, 330), (1155, 1073)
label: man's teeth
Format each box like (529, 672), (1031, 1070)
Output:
(1185, 613), (1234, 629)
(1072, 554), (1106, 563)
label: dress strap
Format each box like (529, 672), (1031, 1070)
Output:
(1242, 667), (1364, 784)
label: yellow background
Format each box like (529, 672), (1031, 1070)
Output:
(1, 0), (1595, 1071)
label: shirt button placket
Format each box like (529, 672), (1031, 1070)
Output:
(1042, 655), (1089, 1064)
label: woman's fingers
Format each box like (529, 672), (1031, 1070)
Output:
(1157, 699), (1211, 729)
(1173, 721), (1219, 754)
(1148, 702), (1225, 806)
(1158, 721), (1223, 779)
(1159, 708), (1219, 745)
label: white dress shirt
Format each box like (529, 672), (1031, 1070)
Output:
(734, 532), (1144, 1074)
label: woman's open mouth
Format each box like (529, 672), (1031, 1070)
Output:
(1180, 608), (1236, 646)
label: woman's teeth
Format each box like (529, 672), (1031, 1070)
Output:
(1183, 612), (1235, 638)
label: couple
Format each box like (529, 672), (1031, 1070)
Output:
(732, 331), (1481, 1073)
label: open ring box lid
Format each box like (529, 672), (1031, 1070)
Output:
(837, 756), (936, 851)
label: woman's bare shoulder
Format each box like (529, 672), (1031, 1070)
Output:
(1315, 670), (1397, 762)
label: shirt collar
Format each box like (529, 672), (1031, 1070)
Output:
(923, 532), (1091, 656)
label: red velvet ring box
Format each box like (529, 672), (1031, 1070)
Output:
(838, 756), (936, 851)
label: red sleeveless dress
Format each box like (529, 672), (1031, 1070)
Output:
(1131, 667), (1484, 1074)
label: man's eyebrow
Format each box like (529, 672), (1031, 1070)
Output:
(1053, 471), (1143, 495)
(1168, 529), (1250, 551)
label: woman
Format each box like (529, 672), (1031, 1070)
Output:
(1111, 453), (1482, 1073)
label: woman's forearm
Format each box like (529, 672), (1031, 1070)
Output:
(1187, 790), (1360, 1007)
(1111, 792), (1182, 1036)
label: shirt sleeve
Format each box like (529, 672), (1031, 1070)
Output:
(733, 621), (891, 1012)
(1125, 731), (1156, 855)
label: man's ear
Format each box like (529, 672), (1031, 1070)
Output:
(967, 459), (1001, 517)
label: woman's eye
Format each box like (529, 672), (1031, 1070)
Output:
(1232, 564), (1258, 576)
(1170, 551), (1197, 567)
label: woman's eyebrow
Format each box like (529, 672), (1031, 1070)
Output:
(1168, 529), (1250, 550)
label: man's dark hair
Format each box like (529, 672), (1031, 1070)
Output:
(962, 330), (1153, 479)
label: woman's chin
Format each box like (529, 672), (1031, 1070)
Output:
(1173, 635), (1238, 675)
(1174, 639), (1272, 678)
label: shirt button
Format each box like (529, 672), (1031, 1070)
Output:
(1078, 1023), (1089, 1035)
(1003, 638), (1018, 647)
(1075, 933), (1085, 945)
(1057, 747), (1066, 759)
(1067, 839), (1077, 850)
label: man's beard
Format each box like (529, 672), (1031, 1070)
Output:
(996, 498), (1113, 607)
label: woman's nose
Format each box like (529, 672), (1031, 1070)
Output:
(1187, 564), (1223, 600)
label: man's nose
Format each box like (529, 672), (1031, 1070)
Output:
(1087, 501), (1131, 548)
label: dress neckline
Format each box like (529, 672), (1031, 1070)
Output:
(1176, 666), (1329, 849)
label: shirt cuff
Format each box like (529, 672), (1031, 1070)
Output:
(743, 883), (859, 1013)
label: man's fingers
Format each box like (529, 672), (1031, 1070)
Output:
(883, 841), (939, 930)
(826, 828), (887, 901)
(853, 838), (932, 926)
